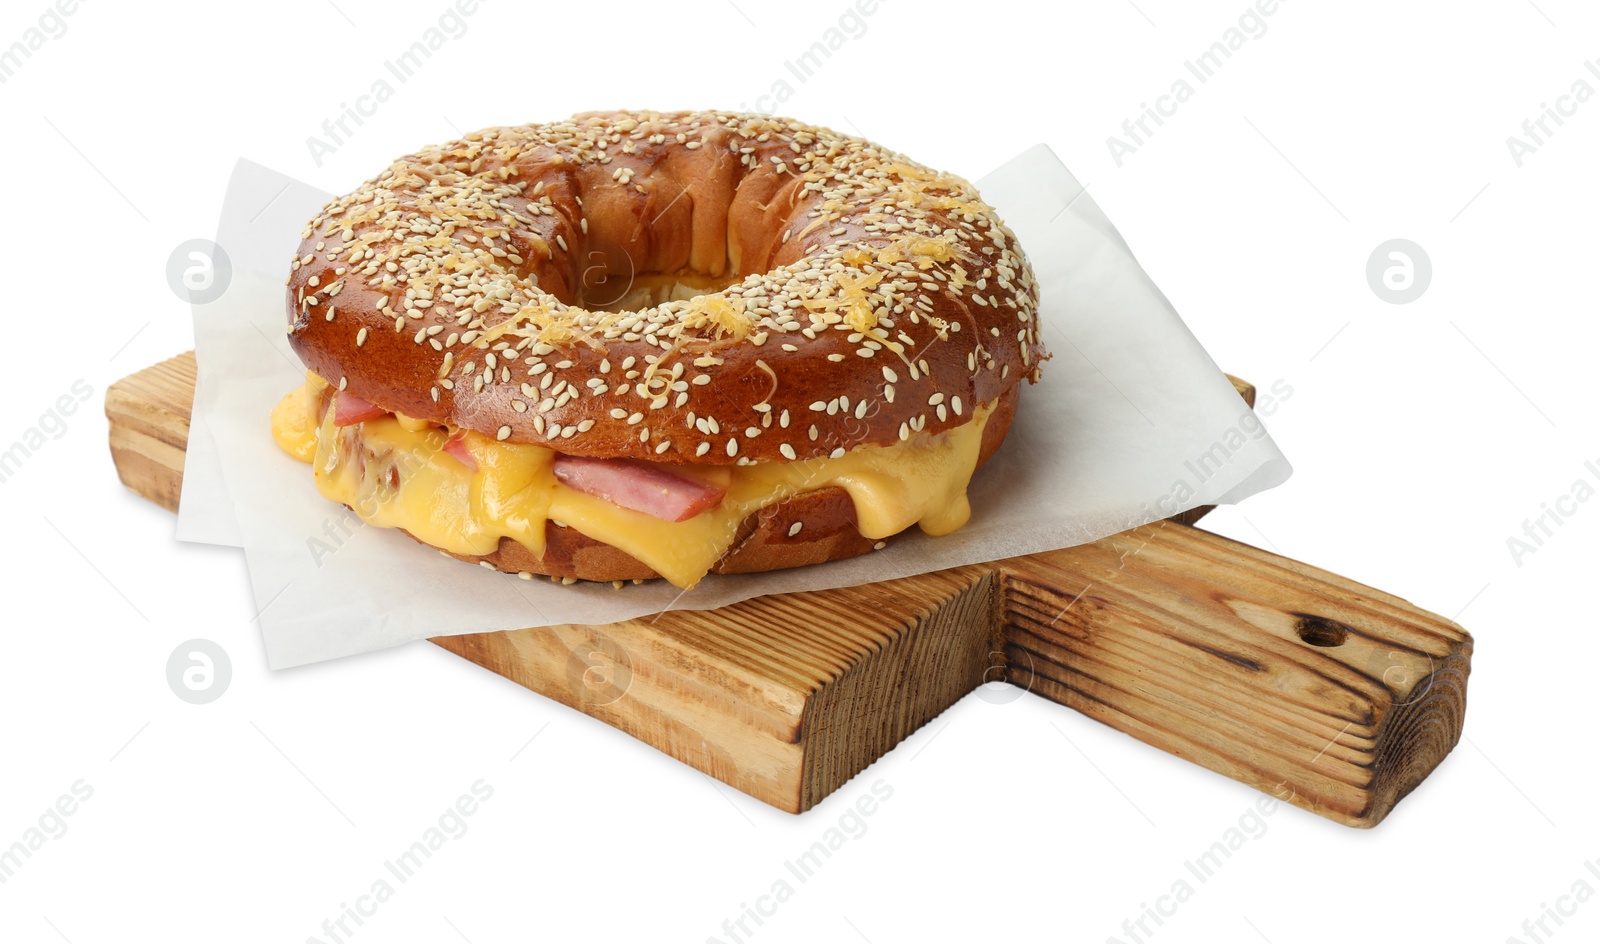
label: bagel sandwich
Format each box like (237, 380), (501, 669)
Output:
(270, 110), (1046, 589)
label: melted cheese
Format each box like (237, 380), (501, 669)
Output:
(271, 373), (991, 588)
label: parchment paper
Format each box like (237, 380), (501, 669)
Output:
(179, 147), (1291, 668)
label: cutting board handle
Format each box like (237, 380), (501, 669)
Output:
(997, 521), (1470, 827)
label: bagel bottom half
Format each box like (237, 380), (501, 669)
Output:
(409, 385), (1020, 585)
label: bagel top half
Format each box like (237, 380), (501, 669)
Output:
(284, 110), (1045, 466)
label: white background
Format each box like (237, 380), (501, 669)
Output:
(0, 1), (1594, 942)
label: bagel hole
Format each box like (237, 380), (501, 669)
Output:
(579, 268), (745, 313)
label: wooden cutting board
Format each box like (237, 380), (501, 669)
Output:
(107, 352), (1472, 828)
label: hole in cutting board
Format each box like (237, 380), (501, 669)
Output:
(1294, 614), (1351, 647)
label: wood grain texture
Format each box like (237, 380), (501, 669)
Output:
(105, 354), (1469, 826)
(1000, 522), (1470, 826)
(105, 350), (196, 512)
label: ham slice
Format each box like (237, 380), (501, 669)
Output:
(331, 392), (387, 427)
(552, 455), (726, 522)
(443, 434), (478, 471)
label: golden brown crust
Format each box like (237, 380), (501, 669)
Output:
(286, 111), (1045, 467)
(418, 385), (1020, 583)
